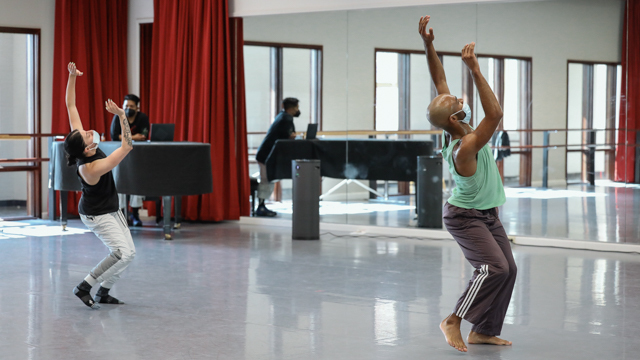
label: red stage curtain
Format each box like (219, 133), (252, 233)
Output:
(51, 0), (129, 215)
(615, 0), (640, 182)
(139, 23), (153, 116)
(149, 0), (249, 221)
(231, 17), (250, 219)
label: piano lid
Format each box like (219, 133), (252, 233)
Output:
(51, 141), (213, 197)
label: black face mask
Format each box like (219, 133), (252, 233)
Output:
(125, 108), (137, 118)
(294, 110), (301, 118)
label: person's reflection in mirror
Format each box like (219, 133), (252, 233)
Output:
(419, 15), (515, 352)
(255, 97), (301, 217)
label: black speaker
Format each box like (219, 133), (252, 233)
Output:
(292, 159), (321, 240)
(417, 155), (443, 228)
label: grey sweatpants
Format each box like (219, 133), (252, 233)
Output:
(80, 209), (136, 289)
(118, 194), (144, 208)
(443, 202), (517, 336)
(257, 161), (275, 200)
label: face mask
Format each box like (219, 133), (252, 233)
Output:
(89, 130), (100, 150)
(125, 108), (137, 118)
(452, 101), (472, 124)
(294, 110), (301, 118)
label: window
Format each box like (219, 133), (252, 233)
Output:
(244, 42), (322, 148)
(374, 49), (532, 187)
(566, 61), (621, 184)
(244, 42), (323, 200)
(472, 56), (533, 187)
(0, 28), (40, 219)
(375, 50), (439, 136)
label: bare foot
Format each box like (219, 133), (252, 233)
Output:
(440, 314), (467, 352)
(467, 331), (512, 346)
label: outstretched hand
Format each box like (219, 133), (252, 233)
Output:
(105, 99), (125, 117)
(68, 62), (83, 77)
(461, 43), (479, 72)
(419, 15), (435, 44)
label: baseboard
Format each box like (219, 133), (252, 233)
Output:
(239, 216), (451, 240)
(238, 217), (640, 253)
(511, 236), (640, 253)
(0, 200), (27, 206)
(530, 179), (567, 188)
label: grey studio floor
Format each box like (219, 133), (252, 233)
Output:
(1, 218), (640, 360)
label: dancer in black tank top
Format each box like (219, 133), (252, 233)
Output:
(63, 62), (135, 309)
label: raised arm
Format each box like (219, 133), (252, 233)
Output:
(79, 100), (133, 184)
(458, 43), (503, 154)
(66, 62), (84, 131)
(419, 16), (450, 95)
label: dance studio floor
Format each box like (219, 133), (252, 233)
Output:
(269, 182), (640, 244)
(1, 219), (639, 359)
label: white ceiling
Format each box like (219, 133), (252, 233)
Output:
(230, 0), (546, 17)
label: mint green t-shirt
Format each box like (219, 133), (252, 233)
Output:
(442, 132), (506, 210)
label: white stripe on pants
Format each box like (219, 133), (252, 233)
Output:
(80, 210), (136, 289)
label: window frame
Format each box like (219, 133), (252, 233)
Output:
(374, 48), (533, 186)
(0, 26), (41, 218)
(565, 59), (621, 184)
(244, 41), (323, 130)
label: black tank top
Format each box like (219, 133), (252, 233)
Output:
(76, 148), (119, 215)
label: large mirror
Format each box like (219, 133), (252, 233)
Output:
(244, 11), (351, 224)
(243, 0), (631, 244)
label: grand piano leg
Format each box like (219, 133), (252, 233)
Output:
(60, 191), (68, 231)
(49, 186), (57, 221)
(48, 138), (57, 221)
(123, 194), (130, 221)
(163, 196), (172, 240)
(173, 196), (181, 229)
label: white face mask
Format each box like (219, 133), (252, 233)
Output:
(89, 130), (100, 150)
(452, 101), (472, 124)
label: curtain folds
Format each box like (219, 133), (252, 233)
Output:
(149, 0), (249, 221)
(51, 0), (129, 215)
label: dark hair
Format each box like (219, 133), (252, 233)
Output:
(63, 130), (86, 166)
(124, 94), (140, 106)
(282, 97), (299, 110)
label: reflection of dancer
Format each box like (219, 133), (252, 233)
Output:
(63, 62), (135, 309)
(254, 97), (300, 217)
(418, 16), (516, 352)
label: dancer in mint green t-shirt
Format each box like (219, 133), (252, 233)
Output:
(419, 15), (516, 353)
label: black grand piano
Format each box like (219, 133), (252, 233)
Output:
(48, 141), (212, 240)
(265, 139), (433, 198)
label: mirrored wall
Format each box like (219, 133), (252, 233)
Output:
(243, 0), (634, 244)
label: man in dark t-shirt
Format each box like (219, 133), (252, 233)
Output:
(255, 97), (300, 217)
(110, 94), (150, 226)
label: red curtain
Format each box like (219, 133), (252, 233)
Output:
(51, 0), (129, 215)
(139, 23), (153, 116)
(615, 0), (640, 182)
(149, 0), (249, 221)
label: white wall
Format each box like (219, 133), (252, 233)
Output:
(243, 11), (350, 132)
(0, 0), (56, 213)
(128, 0), (154, 98)
(244, 0), (625, 187)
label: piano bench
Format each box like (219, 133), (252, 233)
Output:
(250, 176), (260, 216)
